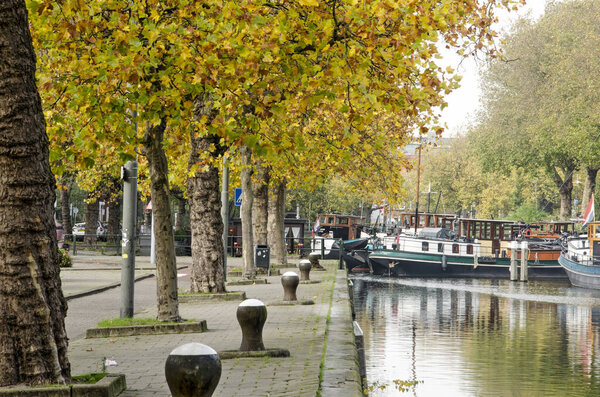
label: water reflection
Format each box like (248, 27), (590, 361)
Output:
(352, 276), (600, 396)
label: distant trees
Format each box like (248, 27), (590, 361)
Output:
(408, 0), (600, 221)
(470, 0), (600, 219)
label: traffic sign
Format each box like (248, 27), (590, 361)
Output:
(234, 188), (242, 206)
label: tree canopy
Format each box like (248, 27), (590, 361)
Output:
(29, 0), (519, 204)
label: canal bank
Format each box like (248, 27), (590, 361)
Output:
(64, 256), (363, 396)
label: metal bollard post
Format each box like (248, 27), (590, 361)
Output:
(237, 299), (267, 351)
(298, 260), (312, 281)
(510, 241), (518, 281)
(165, 343), (221, 397)
(338, 239), (344, 270)
(281, 271), (299, 301)
(520, 241), (528, 282)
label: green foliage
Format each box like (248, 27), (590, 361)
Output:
(287, 177), (381, 221)
(28, 0), (518, 206)
(508, 204), (551, 223)
(470, 0), (600, 219)
(58, 248), (72, 268)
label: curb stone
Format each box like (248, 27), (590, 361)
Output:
(85, 321), (207, 338)
(0, 373), (126, 397)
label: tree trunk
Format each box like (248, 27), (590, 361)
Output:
(582, 167), (599, 213)
(176, 196), (186, 230)
(252, 161), (269, 245)
(552, 166), (574, 220)
(107, 197), (121, 243)
(0, 1), (71, 385)
(60, 185), (72, 235)
(84, 200), (98, 244)
(187, 99), (226, 292)
(143, 199), (152, 234)
(240, 145), (255, 278)
(143, 119), (180, 321)
(267, 180), (287, 266)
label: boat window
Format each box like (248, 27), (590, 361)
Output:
(419, 215), (426, 227)
(467, 245), (473, 255)
(493, 224), (500, 239)
(484, 223), (491, 239)
(427, 215), (433, 227)
(503, 225), (512, 241)
(452, 244), (459, 253)
(320, 216), (326, 224)
(422, 242), (429, 251)
(438, 243), (443, 253)
(328, 217), (334, 224)
(338, 217), (348, 225)
(473, 222), (479, 239)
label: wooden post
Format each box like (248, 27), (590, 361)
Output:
(510, 241), (518, 281)
(520, 241), (528, 282)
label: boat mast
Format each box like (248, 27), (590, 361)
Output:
(414, 138), (422, 235)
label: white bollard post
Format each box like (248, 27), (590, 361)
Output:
(510, 241), (518, 281)
(520, 241), (528, 282)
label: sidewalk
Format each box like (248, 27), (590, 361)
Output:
(62, 254), (362, 396)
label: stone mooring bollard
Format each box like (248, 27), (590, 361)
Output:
(281, 271), (299, 301)
(237, 299), (267, 351)
(298, 259), (312, 281)
(165, 343), (221, 397)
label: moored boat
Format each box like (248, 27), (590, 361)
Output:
(369, 227), (567, 280)
(558, 222), (600, 289)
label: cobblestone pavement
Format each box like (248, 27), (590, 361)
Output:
(63, 255), (362, 396)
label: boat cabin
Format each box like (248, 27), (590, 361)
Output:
(395, 230), (481, 258)
(524, 221), (575, 238)
(317, 214), (365, 240)
(437, 217), (575, 256)
(589, 222), (600, 259)
(399, 212), (455, 230)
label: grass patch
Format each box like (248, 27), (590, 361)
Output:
(97, 317), (193, 327)
(72, 373), (107, 384)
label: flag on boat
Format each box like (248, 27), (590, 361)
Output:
(582, 194), (595, 228)
(312, 217), (320, 237)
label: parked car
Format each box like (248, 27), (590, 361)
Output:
(72, 221), (106, 241)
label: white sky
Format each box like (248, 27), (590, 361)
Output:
(439, 0), (548, 137)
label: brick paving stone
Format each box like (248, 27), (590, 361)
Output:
(66, 256), (361, 396)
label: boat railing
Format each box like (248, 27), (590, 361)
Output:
(567, 251), (598, 266)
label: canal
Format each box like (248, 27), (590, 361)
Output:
(351, 276), (600, 396)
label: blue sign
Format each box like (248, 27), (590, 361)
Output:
(234, 188), (242, 206)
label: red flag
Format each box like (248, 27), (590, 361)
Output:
(582, 194), (595, 228)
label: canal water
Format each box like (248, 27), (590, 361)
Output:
(351, 276), (600, 396)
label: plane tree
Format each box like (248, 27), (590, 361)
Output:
(0, 0), (70, 386)
(185, 0), (522, 277)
